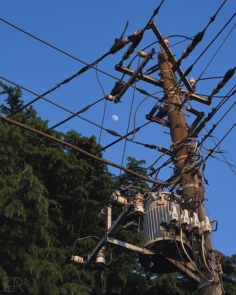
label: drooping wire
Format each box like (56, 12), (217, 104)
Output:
(50, 97), (105, 130)
(118, 77), (137, 181)
(129, 90), (164, 142)
(73, 64), (108, 254)
(202, 123), (236, 163)
(95, 122), (150, 154)
(0, 76), (153, 147)
(202, 131), (236, 176)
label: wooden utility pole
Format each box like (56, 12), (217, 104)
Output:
(158, 46), (223, 295)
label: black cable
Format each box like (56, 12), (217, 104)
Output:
(200, 100), (236, 148)
(196, 23), (236, 84)
(118, 79), (137, 181)
(73, 93), (108, 254)
(95, 122), (150, 155)
(0, 75), (153, 146)
(50, 97), (105, 130)
(118, 0), (165, 66)
(202, 133), (236, 176)
(173, 0), (227, 69)
(0, 18), (123, 82)
(194, 85), (236, 137)
(197, 76), (224, 81)
(203, 123), (236, 163)
(184, 13), (235, 77)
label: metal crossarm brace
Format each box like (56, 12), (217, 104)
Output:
(115, 64), (163, 88)
(86, 207), (130, 263)
(115, 48), (156, 102)
(149, 21), (194, 93)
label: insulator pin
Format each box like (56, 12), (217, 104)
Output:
(106, 95), (115, 101)
(117, 196), (127, 205)
(134, 193), (145, 215)
(138, 51), (147, 57)
(164, 38), (169, 47)
(189, 77), (196, 92)
(72, 255), (83, 264)
(110, 191), (127, 205)
(98, 208), (107, 220)
(96, 247), (106, 268)
(150, 193), (157, 201)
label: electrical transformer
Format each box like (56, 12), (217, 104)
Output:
(143, 191), (192, 260)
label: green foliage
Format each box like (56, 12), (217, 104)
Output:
(0, 82), (23, 115)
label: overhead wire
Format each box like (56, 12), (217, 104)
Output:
(202, 131), (236, 176)
(0, 75), (155, 149)
(0, 18), (128, 85)
(118, 78), (137, 182)
(0, 114), (183, 186)
(73, 64), (108, 254)
(50, 97), (105, 130)
(1, 1), (167, 117)
(198, 90), (236, 146)
(184, 13), (235, 78)
(202, 123), (236, 164)
(196, 23), (236, 85)
(0, 76), (159, 158)
(129, 90), (164, 142)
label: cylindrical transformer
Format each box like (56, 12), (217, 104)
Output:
(143, 191), (192, 259)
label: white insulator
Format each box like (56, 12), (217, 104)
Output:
(117, 196), (127, 205)
(189, 77), (196, 91)
(98, 208), (106, 220)
(96, 247), (106, 265)
(179, 209), (190, 226)
(201, 216), (212, 233)
(106, 94), (115, 101)
(110, 190), (119, 202)
(134, 29), (142, 36)
(189, 212), (200, 231)
(164, 38), (169, 47)
(150, 193), (157, 201)
(72, 255), (83, 264)
(110, 191), (127, 205)
(134, 193), (145, 214)
(138, 51), (147, 58)
(168, 205), (178, 224)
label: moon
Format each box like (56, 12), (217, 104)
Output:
(112, 115), (118, 121)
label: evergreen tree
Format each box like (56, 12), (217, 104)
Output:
(0, 82), (113, 294)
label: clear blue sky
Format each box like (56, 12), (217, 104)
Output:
(1, 1), (235, 256)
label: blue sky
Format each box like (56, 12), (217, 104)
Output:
(1, 1), (236, 256)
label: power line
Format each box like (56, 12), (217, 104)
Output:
(0, 75), (110, 132)
(0, 75), (165, 153)
(196, 23), (236, 84)
(203, 123), (236, 163)
(184, 13), (235, 77)
(0, 17), (121, 81)
(0, 114), (182, 187)
(50, 97), (105, 130)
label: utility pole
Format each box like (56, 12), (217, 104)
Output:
(71, 9), (234, 292)
(158, 44), (223, 295)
